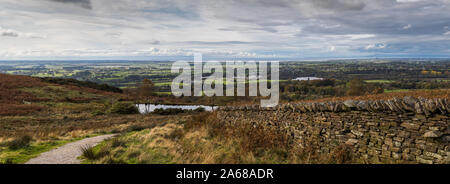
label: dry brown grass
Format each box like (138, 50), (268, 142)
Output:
(0, 113), (180, 140)
(298, 88), (449, 103)
(0, 74), (48, 115)
(201, 113), (355, 164)
(0, 73), (125, 116)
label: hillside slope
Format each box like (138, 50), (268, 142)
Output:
(0, 73), (122, 116)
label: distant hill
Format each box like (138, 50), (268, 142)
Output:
(38, 77), (123, 93)
(0, 73), (122, 116)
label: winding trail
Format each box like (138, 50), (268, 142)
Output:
(26, 134), (116, 164)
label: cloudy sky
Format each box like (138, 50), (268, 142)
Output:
(1, 0), (450, 60)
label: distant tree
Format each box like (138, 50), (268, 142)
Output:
(138, 79), (154, 103)
(346, 78), (365, 96)
(108, 102), (139, 114)
(372, 86), (384, 94)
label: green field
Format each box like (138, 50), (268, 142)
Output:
(365, 80), (394, 83)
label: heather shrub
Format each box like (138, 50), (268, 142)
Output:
(8, 135), (32, 150)
(108, 102), (139, 114)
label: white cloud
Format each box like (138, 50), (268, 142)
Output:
(402, 24), (412, 30)
(346, 34), (376, 40)
(396, 0), (423, 3)
(328, 46), (336, 52)
(365, 43), (387, 50)
(0, 27), (19, 37)
(0, 26), (45, 38)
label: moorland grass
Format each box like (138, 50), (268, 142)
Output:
(0, 136), (87, 164)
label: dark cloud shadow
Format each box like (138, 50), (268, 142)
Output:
(48, 0), (92, 9)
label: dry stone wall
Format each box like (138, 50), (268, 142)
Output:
(217, 97), (449, 164)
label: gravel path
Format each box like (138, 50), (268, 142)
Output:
(26, 134), (116, 164)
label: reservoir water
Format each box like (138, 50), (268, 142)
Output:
(136, 104), (217, 114)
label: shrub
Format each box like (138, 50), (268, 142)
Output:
(152, 108), (184, 115)
(80, 145), (96, 160)
(127, 125), (146, 132)
(108, 102), (139, 114)
(152, 107), (205, 115)
(193, 107), (205, 112)
(168, 128), (184, 140)
(111, 138), (126, 148)
(7, 135), (32, 150)
(184, 112), (211, 131)
(2, 158), (14, 164)
(328, 144), (354, 164)
(80, 144), (110, 160)
(346, 78), (365, 96)
(91, 110), (105, 116)
(39, 77), (123, 93)
(236, 123), (293, 154)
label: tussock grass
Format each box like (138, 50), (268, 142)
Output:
(7, 135), (32, 150)
(0, 137), (86, 164)
(80, 145), (96, 160)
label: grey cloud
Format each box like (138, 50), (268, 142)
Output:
(311, 0), (366, 11)
(149, 40), (161, 45)
(295, 0), (450, 36)
(1, 31), (19, 37)
(48, 0), (92, 9)
(219, 26), (278, 33)
(183, 41), (258, 45)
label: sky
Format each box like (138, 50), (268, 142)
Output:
(1, 0), (450, 60)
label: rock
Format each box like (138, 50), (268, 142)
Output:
(367, 101), (377, 112)
(386, 100), (399, 111)
(371, 100), (381, 111)
(418, 97), (431, 116)
(424, 151), (443, 160)
(403, 96), (418, 111)
(318, 102), (327, 111)
(444, 99), (450, 113)
(392, 152), (401, 160)
(423, 99), (437, 114)
(423, 131), (443, 138)
(298, 103), (307, 112)
(345, 139), (358, 146)
(343, 100), (358, 108)
(400, 122), (421, 130)
(309, 103), (317, 112)
(442, 135), (450, 143)
(304, 103), (313, 112)
(435, 98), (446, 114)
(416, 157), (433, 164)
(378, 100), (389, 111)
(414, 102), (424, 114)
(327, 102), (335, 112)
(351, 130), (364, 137)
(392, 97), (405, 112)
(356, 101), (369, 111)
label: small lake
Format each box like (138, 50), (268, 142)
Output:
(293, 77), (324, 81)
(136, 104), (217, 114)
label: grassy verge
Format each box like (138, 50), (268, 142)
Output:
(0, 135), (98, 164)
